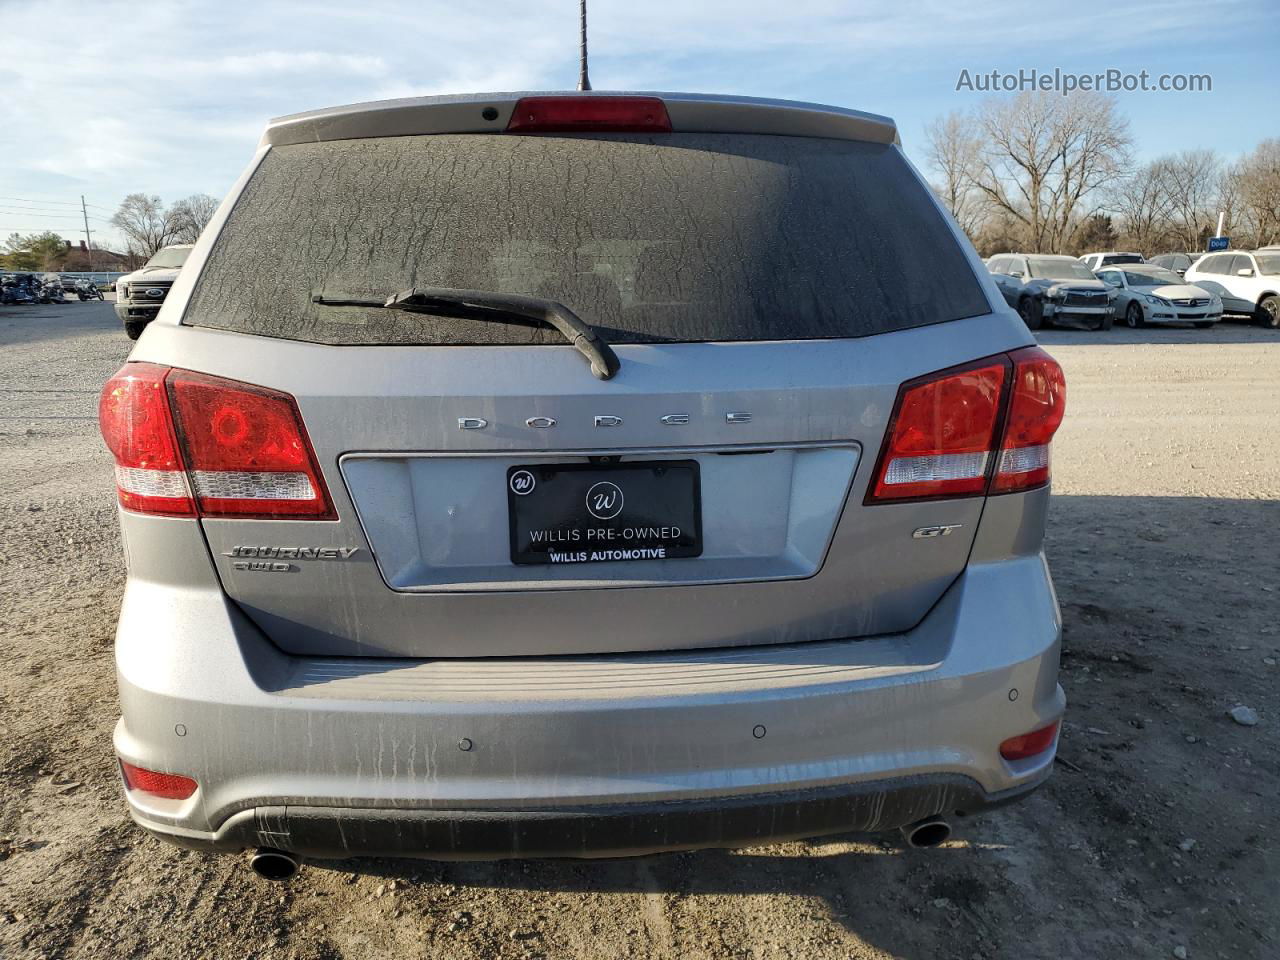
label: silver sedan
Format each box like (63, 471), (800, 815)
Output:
(1095, 265), (1223, 328)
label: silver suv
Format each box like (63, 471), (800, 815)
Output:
(99, 92), (1066, 875)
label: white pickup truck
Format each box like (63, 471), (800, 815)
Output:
(114, 244), (192, 339)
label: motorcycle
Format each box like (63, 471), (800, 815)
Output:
(75, 280), (105, 301)
(1, 273), (40, 305)
(39, 275), (66, 303)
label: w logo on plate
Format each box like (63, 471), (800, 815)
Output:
(509, 470), (536, 496)
(585, 481), (624, 520)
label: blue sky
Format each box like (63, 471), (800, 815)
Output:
(0, 0), (1274, 250)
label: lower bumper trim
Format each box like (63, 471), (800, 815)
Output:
(142, 770), (1050, 861)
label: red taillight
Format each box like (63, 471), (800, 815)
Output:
(867, 359), (1010, 502)
(505, 96), (672, 133)
(999, 720), (1060, 761)
(119, 760), (198, 800)
(167, 371), (334, 518)
(992, 346), (1066, 494)
(866, 347), (1065, 503)
(98, 364), (334, 519)
(99, 363), (194, 516)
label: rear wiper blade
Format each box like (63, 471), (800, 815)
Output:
(312, 287), (620, 381)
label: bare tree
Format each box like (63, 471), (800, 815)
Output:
(1051, 95), (1133, 250)
(924, 111), (986, 237)
(971, 210), (1024, 258)
(1234, 139), (1280, 247)
(111, 194), (177, 258)
(970, 91), (1131, 252)
(1074, 213), (1117, 254)
(1215, 161), (1245, 248)
(1162, 150), (1220, 250)
(122, 245), (147, 270)
(1109, 159), (1174, 254)
(926, 95), (1277, 256)
(169, 194), (219, 244)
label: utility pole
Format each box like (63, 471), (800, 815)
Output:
(80, 195), (95, 272)
(577, 0), (591, 91)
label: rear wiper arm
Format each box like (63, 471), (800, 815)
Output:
(312, 287), (620, 381)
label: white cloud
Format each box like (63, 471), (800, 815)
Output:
(205, 51), (390, 78)
(0, 0), (1264, 248)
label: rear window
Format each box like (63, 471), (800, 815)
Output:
(185, 133), (989, 345)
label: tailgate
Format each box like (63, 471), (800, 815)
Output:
(156, 321), (1019, 658)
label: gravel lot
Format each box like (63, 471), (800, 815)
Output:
(1, 300), (1277, 960)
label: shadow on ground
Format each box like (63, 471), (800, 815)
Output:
(1037, 318), (1278, 346)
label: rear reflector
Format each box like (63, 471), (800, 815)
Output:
(506, 96), (672, 133)
(999, 720), (1061, 761)
(99, 364), (334, 519)
(119, 760), (198, 800)
(866, 347), (1065, 503)
(867, 359), (1009, 502)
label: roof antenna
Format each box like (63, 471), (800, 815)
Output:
(577, 0), (592, 91)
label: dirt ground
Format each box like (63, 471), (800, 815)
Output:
(0, 300), (1276, 960)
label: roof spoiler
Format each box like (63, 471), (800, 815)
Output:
(260, 91), (897, 148)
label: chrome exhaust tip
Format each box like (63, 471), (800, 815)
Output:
(901, 816), (952, 848)
(250, 847), (300, 881)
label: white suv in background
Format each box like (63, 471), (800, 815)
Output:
(1184, 250), (1280, 328)
(1078, 252), (1145, 272)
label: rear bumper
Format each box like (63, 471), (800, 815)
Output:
(135, 771), (1049, 860)
(113, 514), (1064, 860)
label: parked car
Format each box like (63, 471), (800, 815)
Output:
(1184, 250), (1280, 327)
(1078, 251), (1145, 272)
(1147, 253), (1198, 277)
(1095, 264), (1222, 328)
(987, 252), (1114, 329)
(98, 92), (1066, 876)
(113, 244), (193, 339)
